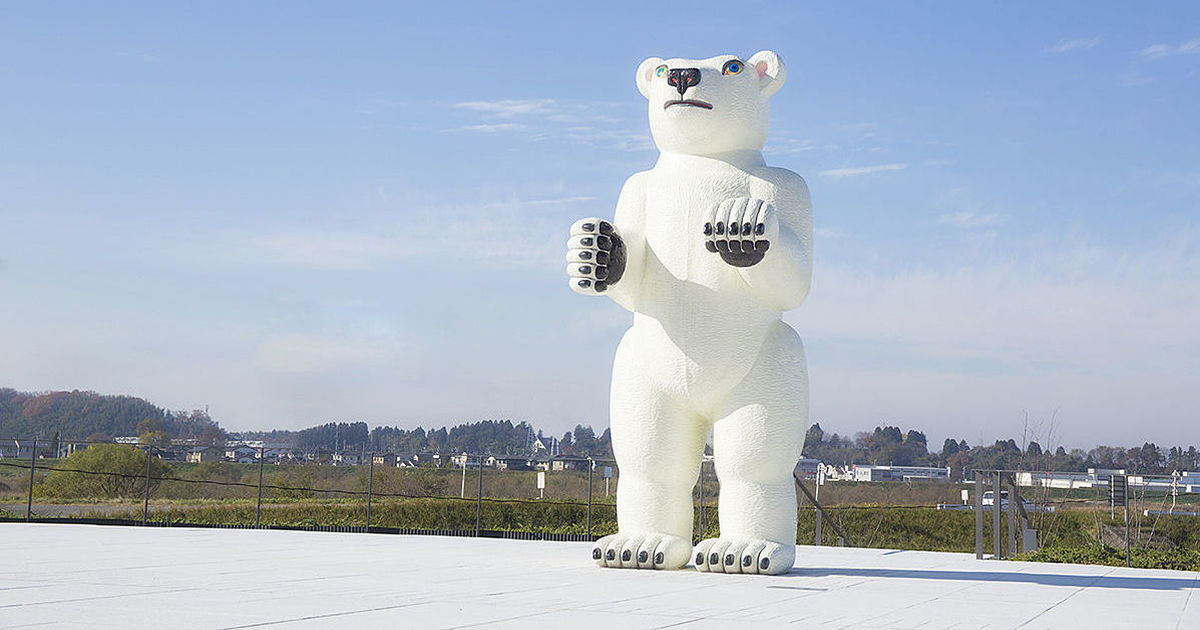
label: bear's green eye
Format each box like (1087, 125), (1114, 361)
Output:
(722, 59), (743, 75)
(655, 64), (667, 78)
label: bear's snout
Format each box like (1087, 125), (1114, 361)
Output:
(667, 68), (701, 96)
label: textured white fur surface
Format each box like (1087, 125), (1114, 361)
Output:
(568, 51), (813, 574)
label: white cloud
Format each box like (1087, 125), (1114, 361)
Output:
(446, 123), (525, 133)
(447, 97), (647, 151)
(939, 211), (1008, 229)
(1139, 39), (1200, 58)
(255, 333), (399, 374)
(791, 229), (1200, 446)
(237, 195), (599, 270)
(453, 99), (555, 117)
(1046, 37), (1101, 54)
(819, 163), (908, 178)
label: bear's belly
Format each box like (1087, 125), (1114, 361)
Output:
(627, 287), (779, 410)
(624, 162), (782, 406)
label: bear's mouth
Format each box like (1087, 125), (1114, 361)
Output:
(664, 99), (713, 110)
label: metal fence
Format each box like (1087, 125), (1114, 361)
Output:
(0, 438), (624, 541)
(4, 438), (1199, 563)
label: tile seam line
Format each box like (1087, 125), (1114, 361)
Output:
(216, 601), (428, 629)
(1014, 566), (1117, 628)
(835, 573), (988, 629)
(0, 586), (205, 609)
(1174, 570), (1200, 630)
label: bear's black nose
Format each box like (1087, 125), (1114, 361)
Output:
(667, 68), (701, 96)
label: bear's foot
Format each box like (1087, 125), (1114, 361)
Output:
(692, 538), (796, 575)
(592, 532), (691, 570)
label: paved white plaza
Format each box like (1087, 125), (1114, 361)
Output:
(1, 523), (1197, 629)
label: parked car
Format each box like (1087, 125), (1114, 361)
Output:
(981, 490), (1034, 510)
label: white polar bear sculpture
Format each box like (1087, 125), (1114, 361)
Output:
(566, 51), (812, 575)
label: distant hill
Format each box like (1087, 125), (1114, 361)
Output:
(0, 388), (225, 444)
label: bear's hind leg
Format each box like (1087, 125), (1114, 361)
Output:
(703, 323), (808, 575)
(594, 363), (706, 570)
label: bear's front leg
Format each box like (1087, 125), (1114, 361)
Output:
(703, 198), (778, 268)
(566, 217), (626, 295)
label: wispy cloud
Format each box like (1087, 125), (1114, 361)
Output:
(939, 211), (1008, 229)
(819, 163), (908, 178)
(453, 99), (555, 117)
(792, 229), (1200, 446)
(236, 195), (599, 271)
(1138, 38), (1200, 58)
(255, 333), (400, 374)
(446, 123), (525, 133)
(765, 137), (817, 155)
(1046, 36), (1102, 54)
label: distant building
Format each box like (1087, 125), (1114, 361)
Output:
(225, 445), (258, 461)
(373, 453), (398, 467)
(493, 456), (534, 471)
(187, 447), (221, 463)
(852, 465), (951, 482)
(332, 452), (365, 466)
(550, 455), (590, 472)
(794, 458), (822, 479)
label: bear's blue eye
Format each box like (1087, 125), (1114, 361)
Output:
(655, 64), (667, 78)
(722, 60), (743, 75)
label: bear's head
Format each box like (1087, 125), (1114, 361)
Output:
(637, 51), (786, 156)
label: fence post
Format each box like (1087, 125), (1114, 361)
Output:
(1124, 475), (1131, 567)
(992, 471), (1002, 559)
(255, 447), (265, 528)
(26, 438), (36, 522)
(1006, 477), (1017, 557)
(586, 458), (593, 539)
(697, 460), (705, 543)
(366, 451), (375, 533)
(142, 445), (152, 526)
(475, 454), (484, 536)
(974, 472), (984, 559)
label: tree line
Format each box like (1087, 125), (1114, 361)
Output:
(5, 387), (1197, 475)
(0, 388), (225, 446)
(803, 423), (1200, 480)
(239, 419), (614, 458)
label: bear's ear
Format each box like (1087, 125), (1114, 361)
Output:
(636, 57), (665, 99)
(748, 50), (787, 97)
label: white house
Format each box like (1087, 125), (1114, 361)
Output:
(852, 465), (951, 482)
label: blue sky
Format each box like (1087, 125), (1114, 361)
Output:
(1, 2), (1197, 449)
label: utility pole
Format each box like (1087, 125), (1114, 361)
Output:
(26, 439), (36, 522)
(142, 446), (152, 526)
(255, 447), (265, 528)
(365, 452), (375, 532)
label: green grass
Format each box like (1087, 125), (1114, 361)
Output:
(1017, 545), (1200, 571)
